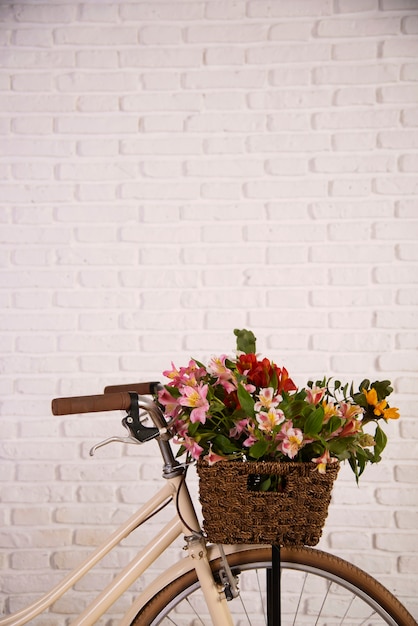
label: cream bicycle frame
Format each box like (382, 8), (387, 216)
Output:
(0, 472), (236, 626)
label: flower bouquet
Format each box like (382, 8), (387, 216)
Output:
(158, 330), (399, 545)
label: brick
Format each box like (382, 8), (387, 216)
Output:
(203, 91), (246, 109)
(397, 289), (418, 305)
(142, 114), (181, 132)
(76, 50), (118, 69)
(1, 50), (74, 69)
(12, 116), (53, 135)
(267, 112), (311, 132)
(379, 85), (418, 103)
(13, 4), (76, 22)
(313, 64), (398, 85)
(335, 0), (378, 12)
(401, 63), (418, 80)
(247, 133), (331, 152)
(185, 158), (264, 177)
(76, 139), (119, 156)
(142, 71), (181, 90)
(120, 3), (205, 21)
(269, 67), (311, 86)
(382, 39), (418, 58)
(329, 311), (374, 328)
(121, 181), (200, 200)
(379, 130), (418, 148)
(334, 86), (376, 105)
(375, 532), (418, 551)
(11, 162), (54, 180)
(266, 157), (308, 175)
(57, 162), (138, 181)
(121, 93), (202, 112)
(57, 72), (138, 93)
(374, 220), (418, 240)
(139, 25), (182, 45)
(13, 28), (54, 48)
(183, 69), (265, 89)
(332, 131), (376, 151)
(375, 177), (418, 195)
(376, 311), (418, 329)
(247, 0), (333, 17)
(205, 1), (246, 19)
(314, 109), (398, 129)
(120, 136), (202, 155)
(12, 73), (52, 92)
(54, 26), (138, 46)
(0, 94), (75, 113)
(269, 21), (313, 40)
(250, 89), (332, 110)
(76, 95), (119, 112)
(187, 24), (267, 43)
(312, 154), (394, 173)
(329, 179), (371, 196)
(248, 43), (330, 65)
(79, 4), (118, 22)
(401, 16), (418, 34)
(120, 48), (203, 69)
(0, 138), (73, 157)
(317, 17), (400, 37)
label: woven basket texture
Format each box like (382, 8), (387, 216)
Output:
(197, 460), (339, 546)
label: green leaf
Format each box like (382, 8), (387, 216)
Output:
(237, 383), (255, 417)
(327, 415), (343, 435)
(213, 434), (240, 454)
(249, 439), (268, 459)
(371, 380), (393, 400)
(260, 476), (272, 491)
(234, 328), (257, 354)
(304, 406), (324, 436)
(374, 424), (387, 460)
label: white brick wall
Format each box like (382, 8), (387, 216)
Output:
(1, 0), (417, 622)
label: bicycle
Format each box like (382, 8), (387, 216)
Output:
(1, 381), (416, 626)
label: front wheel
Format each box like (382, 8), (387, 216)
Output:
(131, 545), (416, 626)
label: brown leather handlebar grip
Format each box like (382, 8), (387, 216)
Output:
(51, 392), (132, 416)
(104, 381), (161, 395)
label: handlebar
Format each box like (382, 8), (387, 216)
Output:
(51, 392), (132, 416)
(51, 382), (181, 473)
(104, 381), (162, 395)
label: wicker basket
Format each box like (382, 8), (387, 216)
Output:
(197, 460), (339, 546)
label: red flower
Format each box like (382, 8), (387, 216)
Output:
(237, 354), (296, 393)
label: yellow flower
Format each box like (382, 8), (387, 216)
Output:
(363, 387), (399, 419)
(363, 387), (378, 406)
(383, 406), (400, 420)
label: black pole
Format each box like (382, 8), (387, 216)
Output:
(267, 544), (281, 625)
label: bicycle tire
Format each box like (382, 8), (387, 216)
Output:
(131, 546), (417, 626)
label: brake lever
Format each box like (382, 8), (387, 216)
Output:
(89, 435), (141, 456)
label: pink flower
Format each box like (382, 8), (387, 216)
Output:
(158, 388), (180, 419)
(203, 445), (227, 466)
(339, 402), (364, 421)
(183, 436), (204, 460)
(229, 418), (250, 439)
(254, 387), (281, 412)
(305, 386), (326, 405)
(312, 449), (338, 474)
(164, 360), (206, 388)
(207, 355), (237, 393)
(178, 384), (210, 424)
(256, 407), (285, 432)
(243, 433), (258, 448)
(277, 421), (303, 459)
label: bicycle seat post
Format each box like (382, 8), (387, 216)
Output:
(267, 544), (281, 626)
